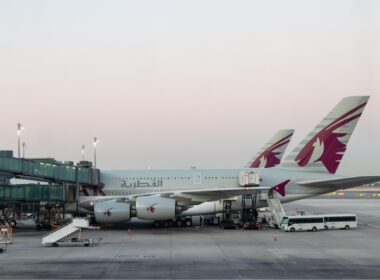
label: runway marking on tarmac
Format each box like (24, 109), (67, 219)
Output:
(268, 249), (288, 260)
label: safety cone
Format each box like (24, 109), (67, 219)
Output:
(128, 228), (131, 235)
(274, 235), (277, 241)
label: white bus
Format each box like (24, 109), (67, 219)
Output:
(281, 215), (324, 232)
(323, 214), (357, 230)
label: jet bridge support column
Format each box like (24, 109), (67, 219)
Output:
(75, 166), (80, 217)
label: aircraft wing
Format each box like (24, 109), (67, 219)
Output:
(157, 186), (270, 205)
(111, 186), (270, 206)
(296, 176), (380, 189)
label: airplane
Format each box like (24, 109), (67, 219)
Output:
(80, 96), (380, 225)
(79, 129), (294, 225)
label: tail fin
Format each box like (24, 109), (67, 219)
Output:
(245, 129), (294, 168)
(281, 96), (370, 174)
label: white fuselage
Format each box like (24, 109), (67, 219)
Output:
(80, 167), (345, 215)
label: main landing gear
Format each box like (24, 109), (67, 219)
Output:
(153, 218), (193, 228)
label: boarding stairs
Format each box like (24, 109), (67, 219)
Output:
(0, 225), (13, 252)
(265, 194), (286, 228)
(41, 218), (89, 246)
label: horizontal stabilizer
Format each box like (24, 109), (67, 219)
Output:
(296, 176), (380, 189)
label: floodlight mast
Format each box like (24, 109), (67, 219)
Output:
(17, 123), (24, 158)
(93, 137), (98, 168)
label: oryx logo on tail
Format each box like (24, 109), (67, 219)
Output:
(295, 102), (367, 174)
(250, 133), (293, 168)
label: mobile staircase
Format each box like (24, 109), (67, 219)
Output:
(0, 225), (13, 252)
(41, 218), (96, 247)
(265, 193), (286, 228)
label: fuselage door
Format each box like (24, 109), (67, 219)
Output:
(194, 172), (202, 184)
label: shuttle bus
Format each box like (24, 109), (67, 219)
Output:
(323, 214), (357, 230)
(281, 215), (324, 232)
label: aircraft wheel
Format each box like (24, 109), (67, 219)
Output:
(185, 219), (192, 227)
(9, 220), (17, 227)
(176, 220), (182, 227)
(163, 221), (169, 227)
(153, 221), (160, 228)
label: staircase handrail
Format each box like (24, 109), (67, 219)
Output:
(41, 219), (73, 238)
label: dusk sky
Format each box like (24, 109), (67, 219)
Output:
(0, 1), (379, 175)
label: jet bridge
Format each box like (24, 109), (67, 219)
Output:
(0, 150), (101, 228)
(0, 151), (100, 186)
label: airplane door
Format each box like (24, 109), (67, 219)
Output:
(194, 172), (202, 184)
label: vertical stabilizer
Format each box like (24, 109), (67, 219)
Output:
(281, 96), (369, 174)
(245, 129), (294, 168)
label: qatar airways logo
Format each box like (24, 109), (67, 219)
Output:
(271, 180), (291, 197)
(295, 102), (366, 174)
(104, 207), (113, 216)
(250, 133), (293, 168)
(146, 203), (157, 213)
(81, 183), (106, 197)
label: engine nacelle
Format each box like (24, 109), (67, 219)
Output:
(136, 196), (176, 220)
(94, 200), (131, 224)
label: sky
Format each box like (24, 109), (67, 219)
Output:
(0, 0), (379, 175)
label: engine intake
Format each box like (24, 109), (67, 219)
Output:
(136, 196), (176, 220)
(94, 200), (131, 224)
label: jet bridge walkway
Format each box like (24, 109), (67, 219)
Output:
(0, 150), (100, 187)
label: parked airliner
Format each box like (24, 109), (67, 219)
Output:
(80, 96), (379, 224)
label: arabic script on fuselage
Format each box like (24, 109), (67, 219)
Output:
(120, 179), (163, 188)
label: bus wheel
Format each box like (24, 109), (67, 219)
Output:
(345, 225), (350, 230)
(312, 227), (317, 232)
(290, 228), (295, 232)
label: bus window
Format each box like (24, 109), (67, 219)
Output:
(282, 217), (289, 225)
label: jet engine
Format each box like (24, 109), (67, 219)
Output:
(94, 200), (131, 224)
(136, 196), (176, 220)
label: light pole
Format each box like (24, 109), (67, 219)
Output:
(22, 142), (26, 158)
(93, 137), (98, 168)
(17, 123), (23, 158)
(81, 145), (85, 161)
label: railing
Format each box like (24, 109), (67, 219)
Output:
(41, 220), (73, 238)
(0, 156), (100, 186)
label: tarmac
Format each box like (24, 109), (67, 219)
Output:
(1, 199), (380, 279)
